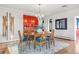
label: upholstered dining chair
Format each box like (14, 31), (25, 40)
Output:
(18, 30), (22, 44)
(34, 31), (47, 50)
(18, 30), (29, 48)
(49, 29), (55, 48)
(27, 31), (34, 48)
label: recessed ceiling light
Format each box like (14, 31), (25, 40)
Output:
(62, 5), (67, 7)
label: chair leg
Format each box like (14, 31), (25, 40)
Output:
(39, 44), (41, 51)
(44, 43), (47, 49)
(29, 41), (30, 49)
(34, 42), (36, 49)
(48, 40), (50, 48)
(45, 42), (47, 49)
(53, 39), (55, 46)
(49, 40), (53, 48)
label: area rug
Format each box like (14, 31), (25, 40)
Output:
(8, 41), (70, 54)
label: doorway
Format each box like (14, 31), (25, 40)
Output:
(76, 17), (79, 41)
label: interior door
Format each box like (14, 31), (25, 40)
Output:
(76, 18), (79, 39)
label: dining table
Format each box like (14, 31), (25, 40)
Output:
(23, 31), (52, 49)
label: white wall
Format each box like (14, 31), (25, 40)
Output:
(0, 7), (34, 41)
(44, 8), (79, 40)
(0, 6), (79, 41)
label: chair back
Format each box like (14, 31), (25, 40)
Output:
(18, 30), (22, 43)
(50, 29), (54, 40)
(28, 31), (32, 35)
(42, 31), (47, 38)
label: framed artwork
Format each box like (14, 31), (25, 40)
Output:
(9, 13), (14, 34)
(10, 16), (14, 33)
(55, 18), (67, 29)
(3, 16), (8, 36)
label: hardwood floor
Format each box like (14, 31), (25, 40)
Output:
(0, 38), (79, 54)
(0, 44), (9, 54)
(55, 39), (79, 54)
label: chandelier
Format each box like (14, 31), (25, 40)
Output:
(35, 4), (44, 20)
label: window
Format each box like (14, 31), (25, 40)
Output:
(55, 18), (67, 29)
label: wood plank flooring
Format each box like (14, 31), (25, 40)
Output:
(55, 39), (79, 54)
(0, 38), (79, 54)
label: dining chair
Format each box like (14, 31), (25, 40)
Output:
(18, 30), (22, 44)
(49, 29), (55, 48)
(27, 31), (34, 48)
(18, 30), (29, 49)
(34, 31), (47, 50)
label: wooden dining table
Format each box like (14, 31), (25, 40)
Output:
(23, 31), (51, 49)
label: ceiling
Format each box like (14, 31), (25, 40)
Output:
(0, 4), (79, 16)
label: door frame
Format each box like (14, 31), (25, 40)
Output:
(74, 16), (79, 41)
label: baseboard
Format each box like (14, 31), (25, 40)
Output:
(54, 37), (74, 41)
